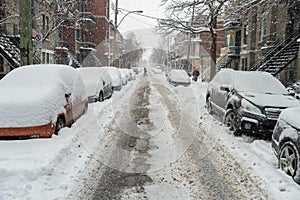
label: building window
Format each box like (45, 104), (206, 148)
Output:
(42, 52), (46, 63)
(260, 15), (267, 41)
(241, 58), (248, 71)
(46, 53), (50, 64)
(42, 14), (49, 32)
(106, 0), (109, 17)
(195, 43), (200, 57)
(13, 24), (19, 35)
(243, 24), (248, 45)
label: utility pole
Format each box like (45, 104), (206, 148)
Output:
(113, 0), (118, 66)
(186, 0), (196, 73)
(19, 0), (33, 66)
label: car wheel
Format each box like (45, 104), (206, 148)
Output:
(55, 117), (66, 135)
(206, 96), (212, 114)
(224, 109), (240, 135)
(279, 141), (299, 180)
(99, 92), (104, 102)
(84, 101), (88, 114)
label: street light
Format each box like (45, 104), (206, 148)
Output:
(112, 4), (143, 66)
(116, 10), (143, 29)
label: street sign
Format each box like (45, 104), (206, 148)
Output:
(35, 33), (42, 51)
(35, 33), (42, 42)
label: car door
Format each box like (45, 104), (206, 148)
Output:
(102, 70), (109, 98)
(209, 72), (221, 109)
(218, 71), (233, 109)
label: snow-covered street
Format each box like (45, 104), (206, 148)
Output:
(1, 71), (300, 199)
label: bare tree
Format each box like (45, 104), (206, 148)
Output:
(159, 0), (228, 80)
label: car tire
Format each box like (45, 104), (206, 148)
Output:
(99, 92), (104, 102)
(279, 141), (300, 183)
(206, 96), (212, 114)
(224, 109), (240, 136)
(84, 101), (88, 114)
(55, 117), (66, 135)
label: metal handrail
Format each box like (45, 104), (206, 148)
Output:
(249, 30), (300, 71)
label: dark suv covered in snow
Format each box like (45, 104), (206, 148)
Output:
(206, 69), (300, 138)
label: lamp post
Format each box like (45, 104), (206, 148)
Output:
(112, 1), (143, 66)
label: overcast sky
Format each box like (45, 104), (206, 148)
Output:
(110, 0), (166, 34)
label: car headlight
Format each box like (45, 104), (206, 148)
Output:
(241, 99), (262, 114)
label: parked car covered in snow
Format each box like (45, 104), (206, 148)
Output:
(100, 66), (122, 91)
(119, 68), (130, 85)
(206, 69), (300, 138)
(128, 69), (136, 80)
(167, 69), (191, 87)
(272, 107), (300, 184)
(78, 67), (113, 102)
(0, 64), (88, 138)
(152, 66), (162, 74)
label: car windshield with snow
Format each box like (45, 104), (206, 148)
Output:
(206, 69), (300, 138)
(0, 64), (88, 138)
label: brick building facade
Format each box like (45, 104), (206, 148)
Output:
(220, 0), (300, 85)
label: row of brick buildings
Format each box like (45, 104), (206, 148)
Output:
(170, 0), (300, 84)
(0, 0), (128, 78)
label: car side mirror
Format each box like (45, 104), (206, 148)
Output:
(65, 93), (71, 99)
(287, 88), (295, 96)
(220, 85), (231, 92)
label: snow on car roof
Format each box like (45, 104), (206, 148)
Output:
(78, 67), (108, 83)
(99, 66), (122, 86)
(280, 106), (300, 129)
(1, 64), (76, 87)
(169, 69), (188, 75)
(169, 69), (190, 83)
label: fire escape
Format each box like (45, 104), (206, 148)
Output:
(0, 35), (42, 71)
(249, 30), (300, 76)
(249, 1), (300, 78)
(0, 35), (20, 70)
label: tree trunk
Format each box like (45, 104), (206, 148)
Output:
(19, 0), (33, 66)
